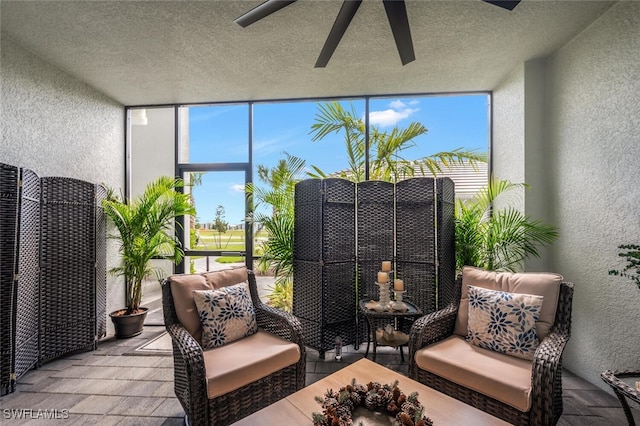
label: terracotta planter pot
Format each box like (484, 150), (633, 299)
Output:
(109, 307), (149, 338)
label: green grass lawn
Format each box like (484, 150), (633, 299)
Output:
(192, 229), (268, 259)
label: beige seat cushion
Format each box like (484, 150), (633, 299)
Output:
(203, 330), (301, 399)
(170, 274), (213, 343)
(414, 335), (533, 411)
(169, 267), (249, 344)
(202, 266), (248, 289)
(454, 266), (562, 340)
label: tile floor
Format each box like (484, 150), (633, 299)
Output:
(0, 325), (637, 425)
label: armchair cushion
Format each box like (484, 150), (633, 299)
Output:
(414, 335), (533, 411)
(194, 283), (258, 349)
(466, 285), (543, 360)
(454, 266), (562, 341)
(203, 330), (301, 399)
(169, 274), (212, 343)
(202, 266), (248, 289)
(169, 267), (249, 344)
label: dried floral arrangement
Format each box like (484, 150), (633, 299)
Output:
(312, 378), (433, 426)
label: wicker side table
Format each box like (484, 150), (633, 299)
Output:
(601, 370), (640, 426)
(358, 299), (422, 362)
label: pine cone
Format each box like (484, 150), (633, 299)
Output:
(336, 404), (352, 420)
(401, 401), (418, 417)
(324, 397), (339, 409)
(392, 386), (402, 401)
(396, 411), (415, 426)
(378, 388), (392, 406)
(353, 383), (368, 395)
(397, 393), (407, 406)
(386, 401), (400, 416)
(350, 391), (362, 406)
(367, 381), (382, 391)
(365, 392), (378, 410)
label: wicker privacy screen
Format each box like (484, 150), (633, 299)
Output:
(0, 163), (20, 395)
(293, 177), (455, 356)
(0, 163), (106, 394)
(293, 179), (356, 354)
(40, 177), (106, 362)
(13, 168), (41, 389)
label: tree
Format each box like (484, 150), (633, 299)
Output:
(455, 179), (559, 272)
(246, 153), (307, 312)
(213, 205), (228, 248)
(308, 101), (486, 182)
(102, 176), (195, 313)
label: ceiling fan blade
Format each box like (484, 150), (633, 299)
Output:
(382, 0), (415, 65)
(481, 0), (521, 11)
(315, 0), (363, 68)
(234, 0), (297, 27)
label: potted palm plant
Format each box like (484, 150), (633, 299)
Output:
(455, 179), (559, 272)
(103, 176), (195, 338)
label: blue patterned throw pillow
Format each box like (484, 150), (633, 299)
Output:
(466, 285), (544, 360)
(193, 283), (258, 349)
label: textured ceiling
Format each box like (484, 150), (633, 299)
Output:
(1, 0), (614, 106)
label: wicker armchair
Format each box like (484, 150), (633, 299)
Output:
(408, 268), (574, 426)
(162, 268), (306, 426)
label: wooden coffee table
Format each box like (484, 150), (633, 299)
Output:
(232, 358), (509, 425)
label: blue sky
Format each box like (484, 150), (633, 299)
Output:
(188, 94), (489, 226)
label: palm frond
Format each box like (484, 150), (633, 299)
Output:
(455, 180), (558, 272)
(103, 176), (195, 311)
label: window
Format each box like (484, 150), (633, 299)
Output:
(127, 93), (490, 274)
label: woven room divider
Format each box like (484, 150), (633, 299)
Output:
(40, 177), (106, 362)
(13, 168), (41, 390)
(293, 179), (356, 356)
(293, 177), (455, 357)
(1, 163), (20, 395)
(0, 163), (106, 394)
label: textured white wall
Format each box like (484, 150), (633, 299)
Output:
(494, 1), (640, 390)
(545, 1), (640, 389)
(491, 63), (527, 222)
(1, 36), (126, 335)
(492, 64), (525, 189)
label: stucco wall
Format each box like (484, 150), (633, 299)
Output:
(492, 63), (525, 191)
(494, 1), (640, 390)
(1, 36), (126, 335)
(545, 1), (640, 389)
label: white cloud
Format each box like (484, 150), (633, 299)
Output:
(231, 184), (245, 192)
(389, 99), (407, 109)
(368, 99), (420, 127)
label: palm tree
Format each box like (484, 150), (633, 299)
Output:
(103, 176), (196, 314)
(455, 179), (559, 272)
(308, 101), (487, 182)
(246, 153), (307, 311)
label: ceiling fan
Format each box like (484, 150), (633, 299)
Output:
(235, 0), (521, 68)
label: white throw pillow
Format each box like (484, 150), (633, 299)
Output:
(466, 285), (543, 360)
(193, 282), (258, 349)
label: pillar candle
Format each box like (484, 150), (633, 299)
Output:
(377, 272), (388, 283)
(381, 261), (392, 272)
(394, 279), (404, 291)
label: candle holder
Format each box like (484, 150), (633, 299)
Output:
(376, 281), (391, 310)
(392, 290), (407, 311)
